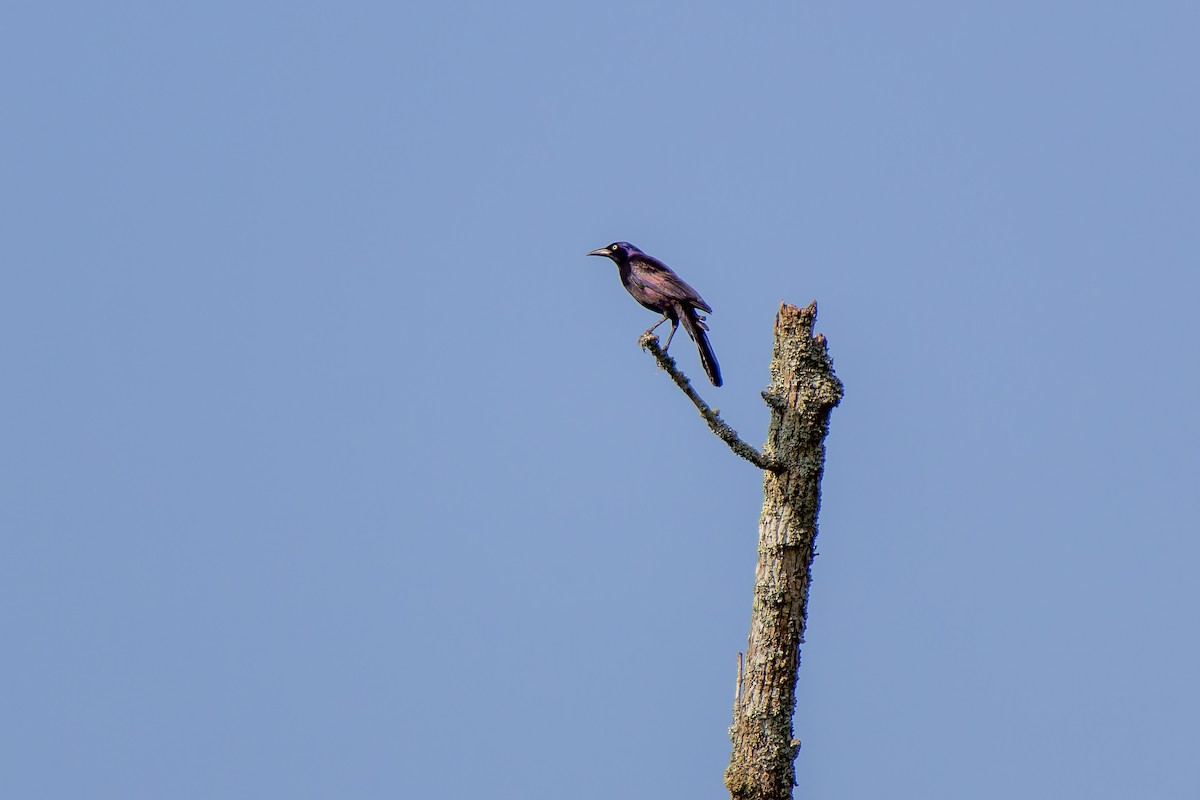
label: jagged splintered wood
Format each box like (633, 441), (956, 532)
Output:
(725, 302), (842, 800)
(640, 301), (842, 800)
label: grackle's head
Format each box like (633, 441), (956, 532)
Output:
(587, 242), (642, 263)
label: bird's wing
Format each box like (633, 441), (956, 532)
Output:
(629, 255), (713, 313)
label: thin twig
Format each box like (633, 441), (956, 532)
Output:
(735, 652), (744, 703)
(638, 333), (784, 472)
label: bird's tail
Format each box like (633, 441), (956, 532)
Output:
(681, 306), (723, 387)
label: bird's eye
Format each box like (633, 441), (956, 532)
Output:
(610, 244), (618, 251)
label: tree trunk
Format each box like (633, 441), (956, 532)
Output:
(724, 302), (843, 800)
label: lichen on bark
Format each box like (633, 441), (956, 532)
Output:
(638, 300), (842, 800)
(724, 302), (842, 800)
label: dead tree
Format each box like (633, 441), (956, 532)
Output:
(640, 301), (843, 800)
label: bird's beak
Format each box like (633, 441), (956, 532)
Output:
(586, 247), (610, 258)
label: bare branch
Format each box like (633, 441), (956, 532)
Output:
(638, 332), (784, 472)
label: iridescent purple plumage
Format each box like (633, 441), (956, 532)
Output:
(587, 242), (723, 387)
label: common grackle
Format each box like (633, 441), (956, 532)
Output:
(587, 242), (722, 387)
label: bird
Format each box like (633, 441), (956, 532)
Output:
(587, 241), (722, 387)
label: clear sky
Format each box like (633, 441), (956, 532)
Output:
(3, 2), (1198, 798)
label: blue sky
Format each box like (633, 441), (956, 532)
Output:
(3, 2), (1198, 798)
